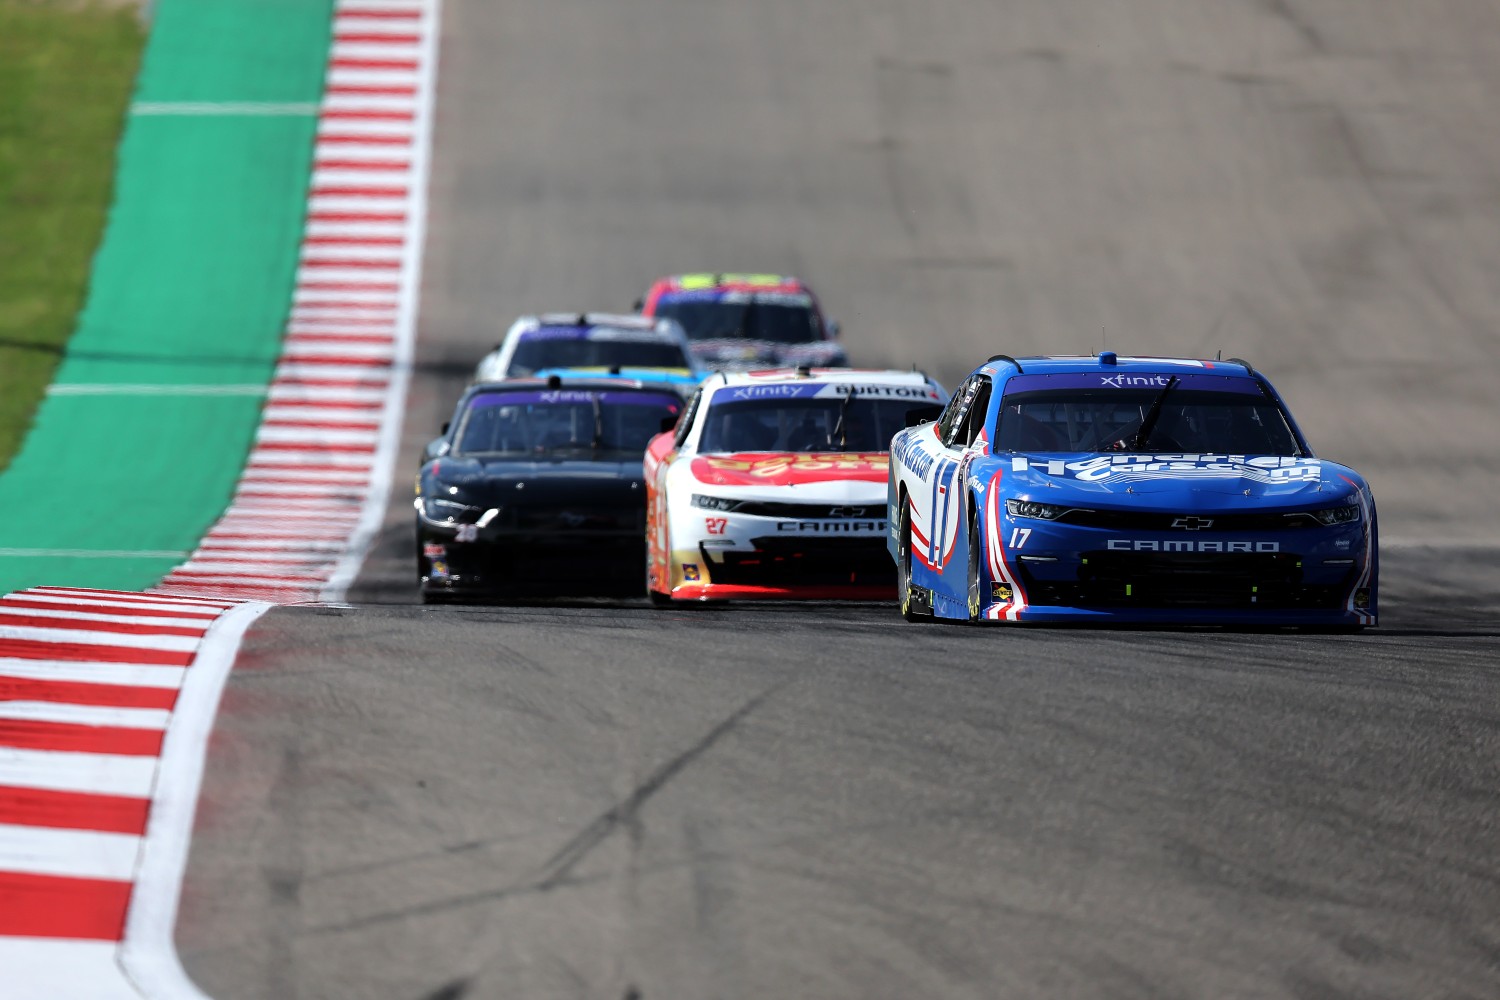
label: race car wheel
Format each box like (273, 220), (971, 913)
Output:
(897, 501), (927, 623)
(966, 511), (982, 623)
(645, 535), (673, 606)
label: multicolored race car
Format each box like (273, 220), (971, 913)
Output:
(473, 312), (703, 393)
(416, 377), (684, 602)
(645, 368), (946, 602)
(888, 353), (1378, 628)
(637, 273), (847, 372)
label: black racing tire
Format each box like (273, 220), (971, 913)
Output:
(415, 523), (435, 603)
(897, 500), (927, 623)
(645, 522), (673, 607)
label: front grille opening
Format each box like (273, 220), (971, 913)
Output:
(704, 537), (893, 588)
(1021, 550), (1351, 610)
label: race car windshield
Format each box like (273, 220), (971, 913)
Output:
(995, 388), (1304, 455)
(453, 391), (681, 457)
(654, 299), (822, 345)
(697, 397), (923, 453)
(506, 339), (688, 376)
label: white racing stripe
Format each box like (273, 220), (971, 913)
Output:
(0, 702), (172, 730)
(0, 940), (143, 1000)
(0, 605), (214, 629)
(0, 823), (143, 882)
(260, 407), (384, 425)
(0, 625), (201, 654)
(0, 660), (185, 689)
(26, 588), (234, 608)
(0, 747), (158, 797)
(1, 595), (221, 616)
(193, 538), (350, 551)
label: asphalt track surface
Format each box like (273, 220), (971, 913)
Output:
(178, 2), (1500, 998)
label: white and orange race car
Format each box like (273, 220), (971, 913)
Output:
(644, 368), (946, 602)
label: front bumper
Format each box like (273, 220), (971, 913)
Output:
(662, 511), (893, 601)
(984, 515), (1376, 626)
(418, 513), (644, 596)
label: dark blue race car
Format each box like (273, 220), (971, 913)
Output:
(887, 354), (1377, 628)
(416, 379), (683, 602)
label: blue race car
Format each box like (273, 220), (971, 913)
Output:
(887, 354), (1377, 628)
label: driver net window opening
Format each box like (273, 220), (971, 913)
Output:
(698, 398), (921, 453)
(455, 396), (680, 456)
(506, 339), (688, 376)
(994, 389), (1302, 455)
(654, 298), (822, 344)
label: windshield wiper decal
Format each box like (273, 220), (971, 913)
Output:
(590, 394), (604, 451)
(1132, 375), (1178, 451)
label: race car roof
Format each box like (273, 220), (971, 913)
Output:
(702, 367), (945, 401)
(521, 312), (680, 342)
(467, 376), (671, 394)
(656, 273), (806, 293)
(978, 354), (1257, 378)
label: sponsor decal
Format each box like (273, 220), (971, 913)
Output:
(431, 560), (450, 579)
(720, 382), (938, 403)
(775, 520), (886, 534)
(1002, 370), (1258, 396)
(705, 517), (729, 535)
(519, 326), (591, 341)
(683, 563), (701, 581)
(1013, 454), (1320, 484)
(726, 384), (820, 400)
(814, 383), (942, 401)
(423, 543), (447, 558)
(827, 506), (869, 518)
(892, 433), (936, 480)
(469, 390), (680, 408)
(1099, 373), (1173, 389)
(992, 582), (1014, 601)
(690, 453), (888, 486)
(1106, 539), (1281, 552)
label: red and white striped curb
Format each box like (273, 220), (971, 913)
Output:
(156, 0), (437, 605)
(0, 1), (441, 996)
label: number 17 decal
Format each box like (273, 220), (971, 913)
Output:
(1008, 527), (1032, 549)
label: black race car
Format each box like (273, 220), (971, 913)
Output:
(416, 378), (683, 602)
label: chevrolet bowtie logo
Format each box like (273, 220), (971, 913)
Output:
(828, 507), (865, 518)
(1172, 516), (1215, 530)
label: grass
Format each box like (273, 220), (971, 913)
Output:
(0, 0), (144, 472)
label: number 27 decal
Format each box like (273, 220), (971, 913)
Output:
(1008, 527), (1031, 549)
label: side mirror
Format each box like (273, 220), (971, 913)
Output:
(905, 404), (942, 428)
(631, 297), (644, 312)
(441, 421), (450, 434)
(423, 437), (450, 461)
(660, 415), (679, 433)
(826, 319), (841, 339)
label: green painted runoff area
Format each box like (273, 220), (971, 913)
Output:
(0, 0), (332, 593)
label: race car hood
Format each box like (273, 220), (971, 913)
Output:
(429, 456), (644, 509)
(686, 452), (888, 501)
(688, 339), (846, 371)
(1002, 453), (1365, 512)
